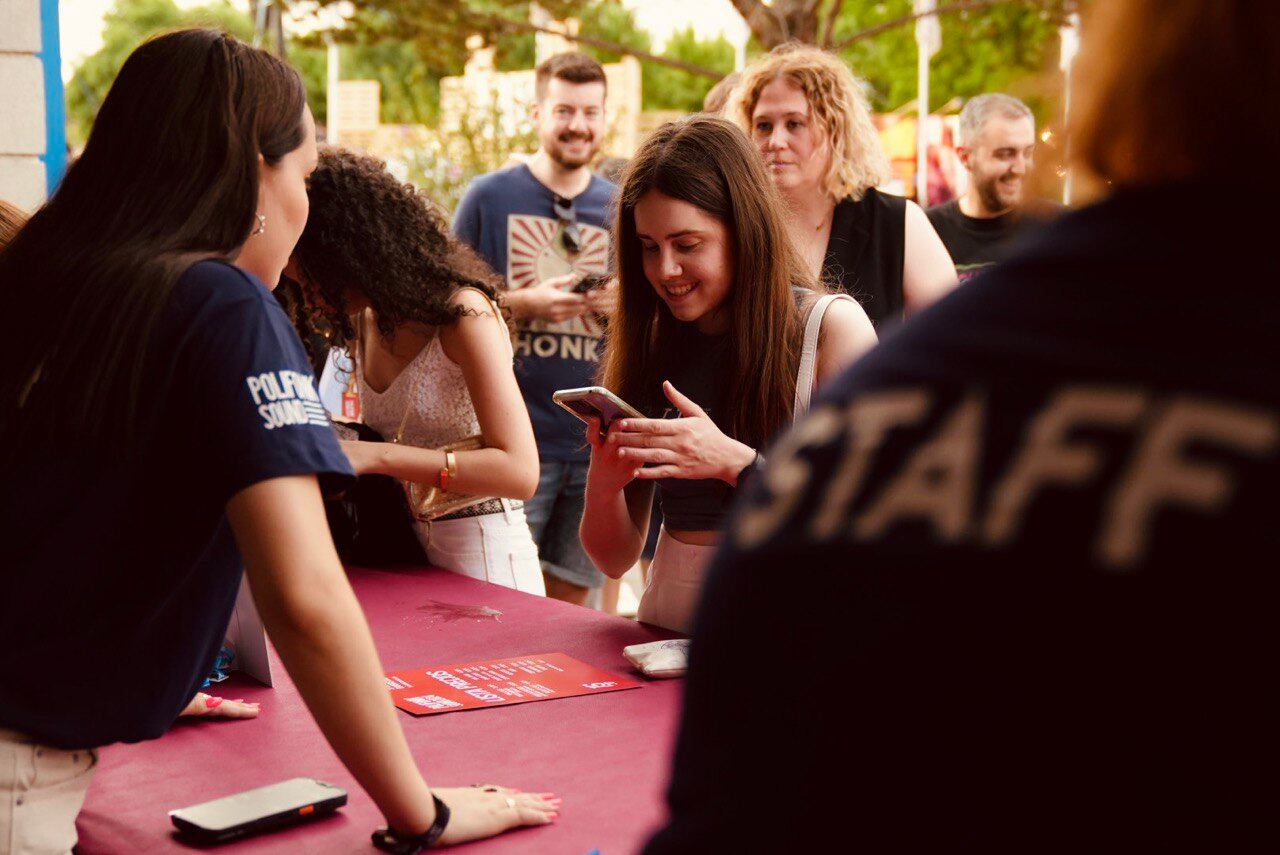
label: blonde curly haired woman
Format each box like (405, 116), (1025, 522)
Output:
(728, 44), (957, 327)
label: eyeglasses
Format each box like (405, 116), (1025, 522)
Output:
(553, 194), (581, 255)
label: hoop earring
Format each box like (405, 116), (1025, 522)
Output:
(251, 213), (266, 236)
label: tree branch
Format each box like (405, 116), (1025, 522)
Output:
(475, 14), (725, 80)
(830, 0), (1076, 52)
(819, 0), (845, 48)
(727, 0), (788, 47)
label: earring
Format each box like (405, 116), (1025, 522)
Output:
(251, 213), (266, 236)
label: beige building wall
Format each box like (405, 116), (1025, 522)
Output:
(0, 0), (48, 210)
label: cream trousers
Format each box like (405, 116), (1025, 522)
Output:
(636, 528), (716, 635)
(0, 728), (97, 855)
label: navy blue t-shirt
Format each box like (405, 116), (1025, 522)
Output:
(453, 164), (616, 462)
(647, 184), (1280, 850)
(0, 260), (354, 749)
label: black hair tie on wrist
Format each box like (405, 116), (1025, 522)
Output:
(372, 793), (450, 853)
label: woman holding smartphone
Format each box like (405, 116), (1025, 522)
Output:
(0, 30), (555, 850)
(288, 147), (543, 594)
(579, 116), (879, 634)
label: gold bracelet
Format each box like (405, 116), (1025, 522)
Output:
(440, 451), (458, 492)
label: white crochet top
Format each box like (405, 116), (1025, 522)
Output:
(358, 331), (482, 451)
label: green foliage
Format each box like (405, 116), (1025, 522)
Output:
(65, 0), (453, 144)
(644, 27), (736, 112)
(65, 0), (251, 144)
(397, 94), (539, 212)
(831, 1), (1062, 117)
(340, 41), (442, 125)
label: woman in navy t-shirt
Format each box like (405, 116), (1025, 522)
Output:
(0, 29), (556, 851)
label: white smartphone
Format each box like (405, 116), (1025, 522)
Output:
(169, 777), (347, 843)
(552, 386), (643, 433)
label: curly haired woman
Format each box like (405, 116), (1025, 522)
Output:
(727, 44), (957, 327)
(289, 147), (544, 594)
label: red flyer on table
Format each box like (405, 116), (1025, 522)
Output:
(386, 652), (641, 716)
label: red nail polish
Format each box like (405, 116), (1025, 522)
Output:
(548, 813), (559, 821)
(205, 696), (223, 709)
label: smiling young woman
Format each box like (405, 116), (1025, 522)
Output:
(579, 116), (878, 633)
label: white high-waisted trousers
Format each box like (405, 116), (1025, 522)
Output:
(415, 500), (546, 596)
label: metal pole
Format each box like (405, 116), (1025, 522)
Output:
(252, 0), (269, 49)
(913, 0), (939, 204)
(327, 38), (340, 146)
(916, 49), (929, 204)
(272, 3), (287, 60)
(1059, 12), (1081, 206)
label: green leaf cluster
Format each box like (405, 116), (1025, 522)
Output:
(830, 1), (1063, 118)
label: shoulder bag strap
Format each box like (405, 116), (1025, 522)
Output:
(793, 293), (858, 422)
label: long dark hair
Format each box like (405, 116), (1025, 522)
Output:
(291, 147), (500, 345)
(601, 116), (813, 448)
(0, 29), (306, 454)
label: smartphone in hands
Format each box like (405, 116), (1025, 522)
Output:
(552, 386), (642, 434)
(571, 274), (610, 295)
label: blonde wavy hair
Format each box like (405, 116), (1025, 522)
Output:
(727, 44), (890, 201)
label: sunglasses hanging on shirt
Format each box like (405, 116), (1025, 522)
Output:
(553, 194), (581, 255)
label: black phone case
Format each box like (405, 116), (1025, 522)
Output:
(171, 790), (347, 844)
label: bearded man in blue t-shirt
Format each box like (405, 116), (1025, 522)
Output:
(454, 52), (618, 606)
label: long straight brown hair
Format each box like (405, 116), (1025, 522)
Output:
(601, 116), (815, 448)
(0, 29), (305, 455)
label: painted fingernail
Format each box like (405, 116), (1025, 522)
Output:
(548, 813), (559, 821)
(205, 696), (223, 709)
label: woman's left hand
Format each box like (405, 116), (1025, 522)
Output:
(180, 692), (261, 719)
(610, 381), (757, 485)
(340, 439), (386, 476)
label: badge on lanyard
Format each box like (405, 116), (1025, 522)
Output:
(341, 373), (361, 421)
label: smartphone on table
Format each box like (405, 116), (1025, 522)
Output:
(553, 386), (643, 435)
(169, 777), (347, 843)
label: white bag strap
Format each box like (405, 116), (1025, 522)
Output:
(793, 293), (857, 422)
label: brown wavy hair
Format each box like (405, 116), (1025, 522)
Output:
(292, 147), (501, 344)
(600, 116), (813, 448)
(727, 44), (890, 202)
(1072, 0), (1280, 189)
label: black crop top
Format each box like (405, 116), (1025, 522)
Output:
(655, 331), (737, 532)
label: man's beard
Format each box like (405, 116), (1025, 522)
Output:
(975, 172), (1020, 214)
(548, 132), (597, 169)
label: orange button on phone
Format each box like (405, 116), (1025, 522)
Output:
(299, 805), (315, 816)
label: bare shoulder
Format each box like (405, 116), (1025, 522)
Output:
(820, 295), (875, 337)
(440, 287), (508, 363)
(817, 295), (877, 368)
(447, 286), (500, 317)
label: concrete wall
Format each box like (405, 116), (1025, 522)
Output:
(0, 0), (60, 211)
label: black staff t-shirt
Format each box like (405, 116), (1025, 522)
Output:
(0, 260), (354, 749)
(646, 183), (1280, 851)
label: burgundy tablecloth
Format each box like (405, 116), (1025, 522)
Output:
(77, 566), (683, 854)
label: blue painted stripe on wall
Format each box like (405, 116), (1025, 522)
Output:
(38, 0), (67, 195)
